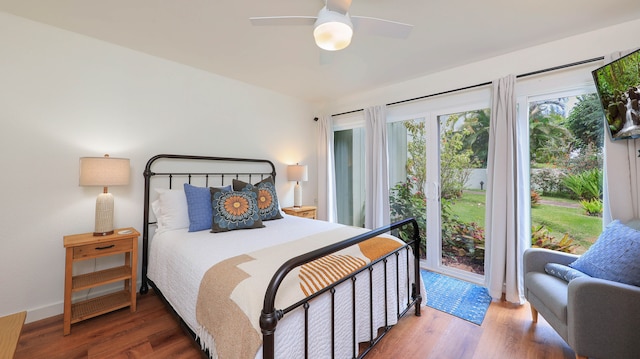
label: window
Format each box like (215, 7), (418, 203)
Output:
(334, 128), (365, 227)
(528, 91), (604, 254)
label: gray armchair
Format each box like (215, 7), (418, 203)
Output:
(524, 247), (640, 359)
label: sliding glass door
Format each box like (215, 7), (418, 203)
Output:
(433, 107), (489, 281)
(334, 127), (365, 227)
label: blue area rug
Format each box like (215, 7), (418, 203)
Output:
(420, 269), (491, 325)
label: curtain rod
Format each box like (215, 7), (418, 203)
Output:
(328, 56), (605, 118)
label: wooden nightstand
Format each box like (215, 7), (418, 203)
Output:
(282, 206), (317, 219)
(63, 228), (139, 335)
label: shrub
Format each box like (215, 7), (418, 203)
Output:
(580, 198), (603, 216)
(531, 190), (540, 206)
(443, 221), (485, 262)
(531, 225), (576, 253)
(530, 168), (566, 195)
(390, 177), (426, 256)
(563, 168), (602, 200)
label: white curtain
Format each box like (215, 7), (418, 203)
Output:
(484, 74), (526, 304)
(602, 49), (640, 225)
(316, 115), (338, 222)
(364, 105), (390, 229)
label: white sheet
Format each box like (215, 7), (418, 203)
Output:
(147, 214), (425, 358)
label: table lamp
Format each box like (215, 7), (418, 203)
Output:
(79, 154), (130, 236)
(287, 164), (308, 208)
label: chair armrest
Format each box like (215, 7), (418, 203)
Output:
(568, 277), (640, 358)
(524, 248), (579, 274)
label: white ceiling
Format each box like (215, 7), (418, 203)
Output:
(2, 0), (640, 104)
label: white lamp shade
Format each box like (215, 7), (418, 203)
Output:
(79, 156), (130, 187)
(287, 164), (308, 182)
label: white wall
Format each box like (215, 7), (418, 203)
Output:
(0, 12), (317, 322)
(322, 18), (640, 116)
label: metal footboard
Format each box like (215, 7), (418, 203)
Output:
(260, 217), (423, 359)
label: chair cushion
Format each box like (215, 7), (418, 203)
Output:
(526, 272), (568, 323)
(569, 220), (640, 287)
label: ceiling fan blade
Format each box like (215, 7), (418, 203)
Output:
(351, 16), (413, 39)
(249, 16), (316, 26)
(326, 0), (352, 15)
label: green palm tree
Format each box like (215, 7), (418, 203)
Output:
(529, 112), (574, 165)
(459, 109), (490, 168)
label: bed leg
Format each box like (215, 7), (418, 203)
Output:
(140, 281), (149, 295)
(412, 283), (422, 316)
(260, 310), (279, 359)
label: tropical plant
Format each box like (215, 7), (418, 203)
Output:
(404, 120), (426, 193)
(531, 190), (540, 206)
(531, 225), (577, 253)
(529, 113), (574, 164)
(443, 221), (485, 262)
(565, 93), (605, 150)
(440, 117), (478, 199)
(459, 109), (491, 168)
(562, 168), (602, 200)
(580, 198), (603, 216)
(390, 177), (426, 256)
(564, 142), (603, 175)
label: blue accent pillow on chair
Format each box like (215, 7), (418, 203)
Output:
(569, 220), (640, 286)
(544, 263), (590, 282)
(184, 183), (231, 232)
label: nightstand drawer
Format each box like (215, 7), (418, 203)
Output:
(282, 206), (317, 219)
(297, 210), (316, 219)
(73, 238), (132, 259)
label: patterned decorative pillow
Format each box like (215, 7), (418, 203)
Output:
(544, 263), (590, 282)
(184, 183), (231, 232)
(233, 176), (283, 221)
(569, 220), (640, 286)
(210, 187), (264, 233)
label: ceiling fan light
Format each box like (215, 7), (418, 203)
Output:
(314, 21), (353, 51)
(313, 8), (353, 51)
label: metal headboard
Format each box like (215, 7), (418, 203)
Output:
(140, 154), (276, 294)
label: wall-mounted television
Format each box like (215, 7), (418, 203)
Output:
(592, 48), (640, 141)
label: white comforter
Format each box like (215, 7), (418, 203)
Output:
(147, 214), (425, 358)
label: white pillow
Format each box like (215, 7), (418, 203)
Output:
(153, 188), (189, 233)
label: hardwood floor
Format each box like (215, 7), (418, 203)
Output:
(15, 291), (575, 359)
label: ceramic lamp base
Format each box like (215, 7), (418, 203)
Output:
(294, 183), (302, 208)
(94, 192), (114, 236)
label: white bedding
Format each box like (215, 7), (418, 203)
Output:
(147, 214), (425, 358)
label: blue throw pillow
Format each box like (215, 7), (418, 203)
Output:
(233, 176), (283, 221)
(184, 183), (231, 232)
(544, 263), (590, 282)
(210, 187), (264, 233)
(569, 220), (640, 286)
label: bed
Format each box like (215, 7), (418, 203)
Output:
(140, 154), (425, 359)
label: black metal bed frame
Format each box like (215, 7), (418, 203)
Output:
(140, 154), (422, 359)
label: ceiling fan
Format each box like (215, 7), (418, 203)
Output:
(249, 0), (413, 51)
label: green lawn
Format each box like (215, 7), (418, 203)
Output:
(449, 191), (601, 254)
